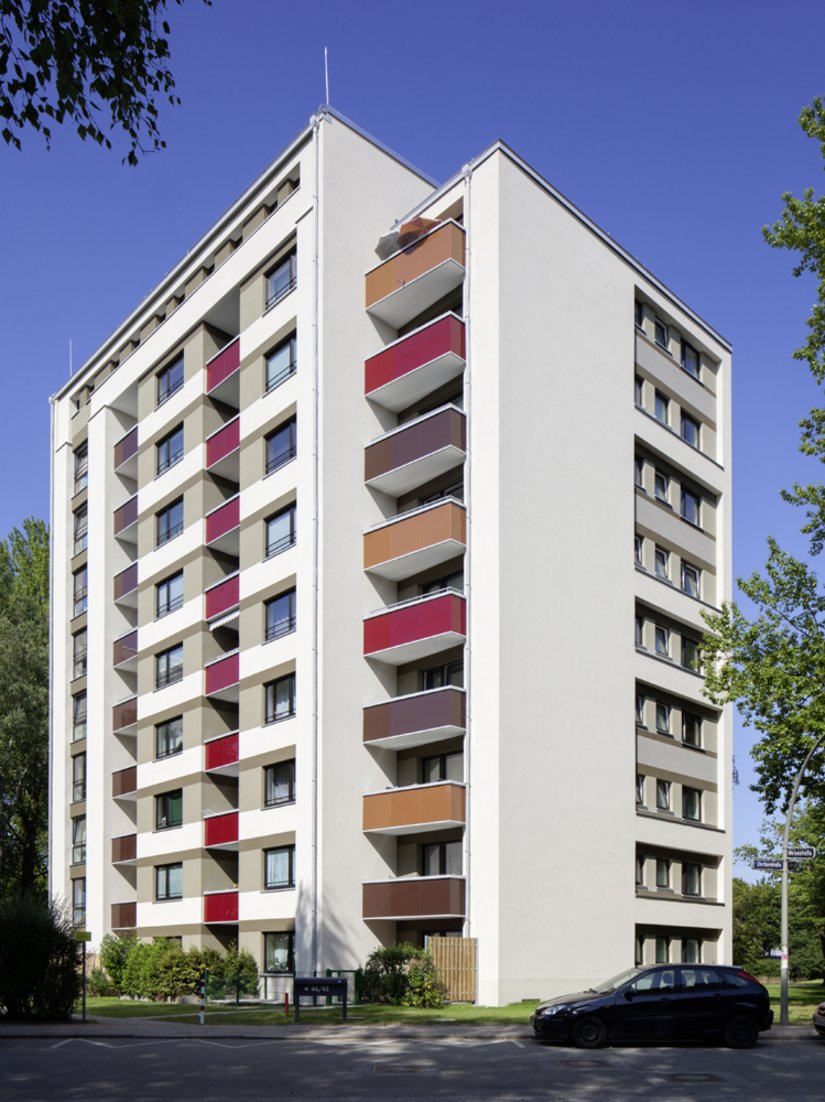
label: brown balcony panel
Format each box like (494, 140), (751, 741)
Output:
(364, 687), (466, 750)
(363, 782), (465, 835)
(112, 696), (137, 732)
(113, 630), (138, 668)
(111, 834), (137, 863)
(365, 222), (466, 329)
(113, 495), (138, 538)
(113, 563), (138, 606)
(111, 901), (137, 929)
(112, 765), (137, 798)
(113, 426), (138, 474)
(365, 407), (465, 497)
(364, 500), (465, 581)
(363, 876), (466, 921)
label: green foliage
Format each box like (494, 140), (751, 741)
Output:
(205, 945), (259, 1000)
(402, 957), (446, 1008)
(0, 1), (211, 163)
(95, 936), (261, 1002)
(361, 943), (444, 1007)
(86, 966), (116, 997)
(0, 894), (80, 1019)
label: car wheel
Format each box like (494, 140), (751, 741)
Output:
(571, 1015), (608, 1049)
(723, 1015), (759, 1049)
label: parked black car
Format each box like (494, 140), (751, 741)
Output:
(813, 1001), (825, 1036)
(531, 964), (772, 1049)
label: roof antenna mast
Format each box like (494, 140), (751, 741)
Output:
(324, 47), (330, 106)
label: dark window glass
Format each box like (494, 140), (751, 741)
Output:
(266, 334), (297, 391)
(681, 489), (701, 526)
(156, 716), (183, 759)
(73, 692), (87, 741)
(682, 863), (702, 896)
(266, 250), (297, 308)
(72, 752), (87, 802)
(156, 498), (184, 545)
(265, 673), (296, 723)
(74, 445), (88, 492)
(683, 787), (702, 821)
(156, 790), (182, 830)
(156, 571), (184, 617)
(681, 413), (700, 448)
(157, 356), (184, 406)
(266, 503), (297, 557)
(73, 505), (88, 554)
(420, 662), (463, 690)
(73, 567), (88, 615)
(156, 424), (184, 474)
(264, 931), (294, 973)
(265, 760), (296, 806)
(421, 841), (462, 876)
(682, 637), (701, 672)
(73, 630), (87, 679)
(421, 752), (463, 783)
(265, 418), (297, 474)
(265, 589), (296, 641)
(681, 562), (701, 598)
(654, 316), (668, 349)
(72, 877), (86, 926)
(681, 341), (700, 378)
(682, 712), (702, 747)
(156, 644), (183, 689)
(635, 301), (643, 328)
(156, 862), (183, 900)
(71, 816), (86, 864)
(264, 845), (295, 889)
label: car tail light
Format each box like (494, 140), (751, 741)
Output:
(737, 970), (760, 984)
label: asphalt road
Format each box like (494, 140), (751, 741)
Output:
(2, 1031), (824, 1101)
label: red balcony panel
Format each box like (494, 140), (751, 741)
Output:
(204, 810), (239, 847)
(206, 496), (240, 545)
(112, 765), (137, 798)
(365, 315), (465, 411)
(113, 427), (138, 469)
(111, 834), (137, 863)
(204, 890), (238, 924)
(113, 629), (138, 667)
(205, 573), (240, 620)
(205, 732), (240, 771)
(364, 593), (466, 662)
(206, 338), (240, 393)
(113, 562), (138, 601)
(112, 696), (137, 731)
(205, 652), (239, 696)
(206, 417), (240, 469)
(111, 901), (137, 929)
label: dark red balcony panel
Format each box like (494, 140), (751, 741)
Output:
(112, 765), (137, 798)
(113, 495), (138, 539)
(113, 562), (138, 606)
(365, 406), (466, 497)
(205, 573), (240, 621)
(204, 889), (238, 924)
(364, 592), (466, 665)
(206, 417), (241, 482)
(113, 426), (138, 473)
(206, 338), (241, 406)
(205, 731), (240, 773)
(205, 651), (240, 701)
(365, 314), (466, 412)
(111, 901), (137, 929)
(111, 834), (137, 864)
(205, 495), (240, 556)
(113, 629), (138, 669)
(204, 810), (239, 849)
(362, 876), (466, 921)
(112, 696), (138, 733)
(363, 687), (466, 749)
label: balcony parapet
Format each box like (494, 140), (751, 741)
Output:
(204, 889), (238, 924)
(365, 221), (465, 329)
(206, 338), (241, 406)
(364, 499), (465, 581)
(365, 405), (466, 497)
(205, 731), (240, 774)
(365, 313), (465, 412)
(364, 590), (466, 664)
(362, 876), (466, 921)
(363, 686), (466, 749)
(363, 781), (466, 835)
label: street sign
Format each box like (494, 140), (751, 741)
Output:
(75, 931), (92, 942)
(787, 847), (816, 859)
(753, 859), (783, 870)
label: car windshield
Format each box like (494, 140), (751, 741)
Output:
(590, 967), (643, 994)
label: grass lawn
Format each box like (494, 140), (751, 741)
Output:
(764, 981), (825, 1025)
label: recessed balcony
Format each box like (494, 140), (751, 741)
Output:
(111, 901), (137, 930)
(113, 495), (138, 543)
(204, 889), (238, 924)
(206, 337), (241, 407)
(111, 834), (137, 865)
(365, 221), (465, 329)
(205, 731), (240, 775)
(113, 563), (138, 608)
(113, 629), (138, 672)
(363, 686), (466, 750)
(364, 499), (465, 581)
(204, 810), (239, 850)
(206, 416), (240, 483)
(112, 696), (137, 735)
(365, 313), (466, 412)
(112, 765), (137, 800)
(363, 781), (466, 836)
(364, 591), (466, 665)
(362, 876), (466, 921)
(205, 495), (240, 556)
(205, 650), (240, 702)
(365, 406), (466, 497)
(205, 573), (240, 622)
(113, 426), (138, 478)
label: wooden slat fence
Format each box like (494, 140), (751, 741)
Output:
(428, 936), (477, 1003)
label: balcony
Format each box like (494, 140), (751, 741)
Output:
(365, 221), (465, 329)
(204, 889), (238, 924)
(363, 782), (466, 836)
(363, 876), (466, 921)
(111, 901), (137, 930)
(113, 426), (138, 478)
(113, 629), (138, 672)
(112, 765), (137, 800)
(205, 731), (240, 775)
(113, 495), (138, 543)
(205, 495), (240, 557)
(206, 416), (240, 482)
(364, 499), (465, 581)
(111, 834), (137, 864)
(112, 696), (137, 735)
(113, 563), (138, 608)
(365, 406), (466, 497)
(363, 686), (466, 750)
(206, 337), (241, 407)
(205, 573), (240, 622)
(365, 313), (466, 412)
(204, 810), (239, 850)
(205, 650), (240, 702)
(364, 591), (466, 664)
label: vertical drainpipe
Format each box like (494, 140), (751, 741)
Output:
(48, 394), (57, 901)
(310, 112), (322, 975)
(461, 164), (472, 943)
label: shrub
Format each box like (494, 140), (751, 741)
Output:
(361, 942), (444, 1007)
(0, 894), (81, 1020)
(99, 932), (134, 994)
(403, 957), (446, 1008)
(86, 967), (116, 997)
(206, 945), (259, 1000)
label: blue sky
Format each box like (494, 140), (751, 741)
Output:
(5, 0), (825, 868)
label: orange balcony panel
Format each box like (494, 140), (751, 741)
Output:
(364, 592), (465, 665)
(112, 696), (137, 733)
(205, 573), (240, 621)
(363, 877), (466, 921)
(205, 496), (240, 555)
(363, 687), (466, 750)
(205, 731), (240, 773)
(111, 834), (137, 864)
(364, 500), (465, 581)
(365, 314), (466, 412)
(366, 222), (465, 329)
(365, 407), (465, 497)
(363, 782), (465, 836)
(112, 765), (137, 798)
(113, 426), (138, 473)
(204, 810), (239, 848)
(206, 337), (241, 402)
(113, 629), (138, 669)
(111, 901), (137, 929)
(204, 889), (238, 924)
(205, 651), (239, 700)
(206, 417), (240, 481)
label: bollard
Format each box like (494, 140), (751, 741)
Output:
(284, 992), (289, 1018)
(199, 972), (205, 1026)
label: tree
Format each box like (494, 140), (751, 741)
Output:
(0, 893), (80, 1019)
(0, 518), (50, 897)
(1, 1), (210, 164)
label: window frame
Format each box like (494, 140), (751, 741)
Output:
(656, 778), (671, 811)
(156, 497), (184, 547)
(73, 504), (88, 555)
(653, 315), (668, 350)
(636, 774), (645, 805)
(155, 643), (184, 690)
(72, 752), (87, 803)
(654, 390), (669, 426)
(264, 844), (296, 890)
(681, 340), (700, 379)
(680, 487), (701, 527)
(73, 566), (88, 616)
(264, 417), (297, 476)
(155, 789), (183, 831)
(420, 839), (463, 877)
(265, 333), (297, 392)
(680, 412), (700, 448)
(264, 588), (297, 642)
(72, 629), (88, 679)
(71, 815), (86, 864)
(264, 759), (296, 807)
(156, 570), (184, 618)
(72, 691), (87, 741)
(681, 561), (701, 599)
(263, 931), (295, 974)
(155, 715), (183, 760)
(654, 545), (670, 581)
(655, 702), (671, 735)
(155, 862), (183, 901)
(654, 625), (670, 658)
(156, 423), (184, 475)
(682, 862), (702, 896)
(265, 249), (297, 309)
(264, 672), (296, 724)
(72, 877), (86, 926)
(73, 444), (88, 493)
(683, 786), (702, 822)
(265, 502), (297, 558)
(635, 694), (645, 726)
(682, 636), (701, 672)
(682, 711), (702, 748)
(654, 470), (670, 505)
(656, 858), (671, 889)
(156, 355), (184, 407)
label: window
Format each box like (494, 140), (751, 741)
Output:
(636, 854), (645, 883)
(156, 789), (183, 830)
(266, 502), (297, 557)
(266, 249), (297, 308)
(634, 535), (643, 566)
(636, 775), (645, 805)
(157, 355), (184, 406)
(71, 816), (86, 864)
(656, 779), (671, 811)
(421, 840), (462, 876)
(266, 333), (297, 391)
(655, 937), (670, 963)
(683, 787), (702, 822)
(72, 877), (86, 926)
(264, 845), (295, 889)
(654, 390), (669, 425)
(680, 413), (700, 448)
(156, 716), (183, 759)
(635, 936), (644, 965)
(682, 637), (701, 672)
(682, 711), (702, 747)
(682, 938), (701, 964)
(635, 694), (645, 725)
(654, 470), (670, 504)
(265, 589), (296, 641)
(156, 424), (184, 474)
(656, 858), (670, 889)
(680, 488), (701, 526)
(74, 444), (88, 493)
(265, 673), (296, 723)
(422, 570), (463, 596)
(681, 340), (700, 379)
(156, 497), (184, 546)
(265, 418), (297, 474)
(72, 752), (87, 802)
(421, 752), (463, 784)
(634, 375), (644, 406)
(654, 546), (669, 580)
(681, 562), (701, 598)
(635, 300), (644, 328)
(156, 644), (183, 689)
(635, 614), (645, 648)
(72, 692), (87, 741)
(73, 567), (88, 616)
(682, 862), (702, 896)
(156, 570), (184, 617)
(156, 862), (183, 900)
(654, 315), (668, 349)
(265, 760), (296, 806)
(264, 931), (295, 974)
(421, 661), (464, 690)
(73, 505), (88, 554)
(655, 703), (671, 734)
(634, 457), (644, 488)
(654, 625), (670, 657)
(72, 630), (87, 679)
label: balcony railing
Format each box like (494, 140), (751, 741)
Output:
(111, 834), (137, 864)
(364, 499), (465, 581)
(362, 876), (466, 921)
(205, 650), (240, 701)
(363, 686), (466, 749)
(364, 591), (466, 664)
(205, 495), (240, 556)
(206, 338), (241, 406)
(113, 629), (138, 670)
(113, 426), (138, 476)
(364, 405), (466, 497)
(113, 495), (138, 541)
(113, 563), (138, 607)
(365, 313), (466, 412)
(206, 416), (241, 482)
(363, 782), (466, 835)
(205, 573), (240, 622)
(112, 765), (137, 798)
(204, 810), (239, 849)
(205, 731), (240, 774)
(111, 901), (137, 929)
(204, 889), (239, 924)
(365, 221), (466, 329)
(112, 696), (137, 734)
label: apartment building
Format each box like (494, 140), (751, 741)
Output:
(49, 107), (732, 1006)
